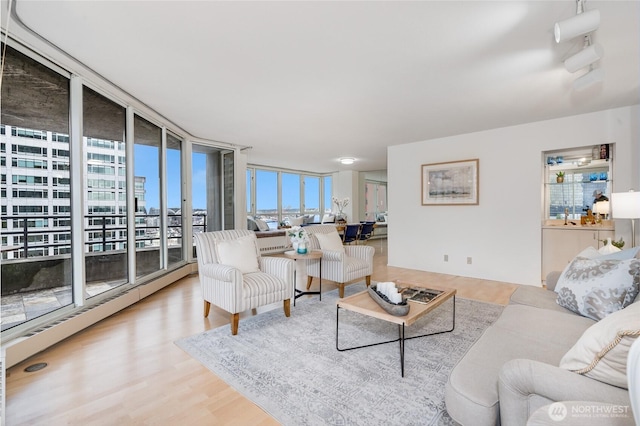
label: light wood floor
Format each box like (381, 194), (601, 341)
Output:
(5, 240), (519, 425)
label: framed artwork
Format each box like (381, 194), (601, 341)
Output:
(421, 159), (479, 205)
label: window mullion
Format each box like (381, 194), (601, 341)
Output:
(69, 75), (86, 307)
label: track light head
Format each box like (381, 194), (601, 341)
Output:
(564, 43), (604, 72)
(554, 9), (600, 43)
(573, 67), (604, 90)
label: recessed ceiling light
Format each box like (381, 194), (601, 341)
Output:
(340, 158), (355, 165)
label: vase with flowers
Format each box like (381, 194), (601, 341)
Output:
(332, 196), (350, 222)
(288, 226), (310, 254)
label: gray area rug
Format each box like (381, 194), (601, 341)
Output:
(175, 282), (503, 425)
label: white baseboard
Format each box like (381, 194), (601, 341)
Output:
(2, 265), (192, 369)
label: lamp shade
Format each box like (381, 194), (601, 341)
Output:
(564, 43), (604, 73)
(611, 191), (640, 219)
(555, 9), (600, 43)
(593, 200), (610, 215)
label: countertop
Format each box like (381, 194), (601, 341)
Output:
(542, 219), (614, 231)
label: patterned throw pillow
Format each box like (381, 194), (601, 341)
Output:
(556, 255), (640, 320)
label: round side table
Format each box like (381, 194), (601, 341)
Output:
(284, 249), (323, 305)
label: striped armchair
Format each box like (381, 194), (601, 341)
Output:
(303, 224), (374, 298)
(194, 230), (295, 335)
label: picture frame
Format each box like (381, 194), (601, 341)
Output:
(421, 159), (479, 205)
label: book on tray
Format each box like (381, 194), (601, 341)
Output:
(400, 287), (443, 304)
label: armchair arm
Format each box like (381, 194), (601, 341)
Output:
(260, 256), (295, 282)
(345, 245), (375, 260)
(320, 249), (346, 261)
(199, 263), (240, 282)
(498, 359), (631, 426)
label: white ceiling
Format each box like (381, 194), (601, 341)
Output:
(11, 1), (640, 173)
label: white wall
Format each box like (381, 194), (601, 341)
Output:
(388, 105), (639, 286)
(332, 170), (360, 221)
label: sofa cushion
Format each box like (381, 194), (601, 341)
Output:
(215, 235), (260, 274)
(560, 302), (640, 389)
(555, 255), (640, 320)
(445, 305), (594, 425)
(509, 285), (579, 315)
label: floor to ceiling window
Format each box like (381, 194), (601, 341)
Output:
(191, 144), (234, 257)
(1, 44), (72, 330)
(166, 132), (184, 268)
(83, 86), (128, 296)
(1, 40), (221, 337)
(134, 115), (162, 278)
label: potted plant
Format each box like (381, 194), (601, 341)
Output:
(556, 171), (565, 183)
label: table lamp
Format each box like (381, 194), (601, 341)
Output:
(611, 190), (640, 247)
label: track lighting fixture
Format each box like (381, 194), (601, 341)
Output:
(554, 0), (603, 89)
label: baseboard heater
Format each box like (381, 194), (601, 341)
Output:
(2, 265), (194, 369)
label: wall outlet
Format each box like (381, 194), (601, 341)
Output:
(467, 257), (472, 265)
(444, 254), (448, 262)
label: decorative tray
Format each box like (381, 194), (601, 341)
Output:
(368, 285), (410, 316)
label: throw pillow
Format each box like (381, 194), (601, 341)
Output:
(254, 218), (270, 231)
(555, 255), (640, 320)
(321, 214), (335, 224)
(289, 217), (304, 226)
(600, 246), (640, 261)
(214, 235), (260, 274)
(315, 232), (345, 253)
(560, 302), (640, 389)
(247, 217), (259, 231)
(577, 245), (640, 261)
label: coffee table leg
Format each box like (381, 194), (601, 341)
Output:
(336, 305), (400, 352)
(399, 324), (405, 377)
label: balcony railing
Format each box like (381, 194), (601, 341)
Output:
(1, 212), (207, 331)
(1, 213), (207, 259)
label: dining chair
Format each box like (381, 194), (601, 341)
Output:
(342, 223), (361, 244)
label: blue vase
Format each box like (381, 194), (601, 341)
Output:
(297, 243), (307, 254)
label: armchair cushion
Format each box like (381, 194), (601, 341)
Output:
(315, 232), (345, 253)
(560, 302), (640, 389)
(215, 235), (260, 274)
